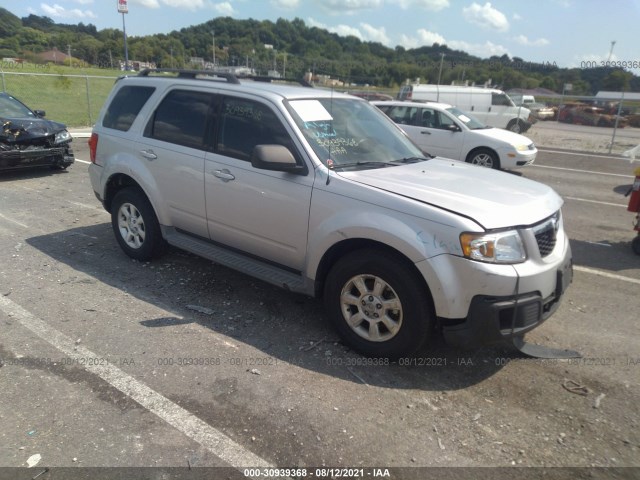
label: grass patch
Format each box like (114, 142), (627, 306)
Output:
(1, 63), (123, 127)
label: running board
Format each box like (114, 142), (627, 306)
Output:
(163, 228), (309, 294)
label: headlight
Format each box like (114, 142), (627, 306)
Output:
(460, 230), (526, 264)
(54, 130), (72, 144)
(514, 144), (530, 151)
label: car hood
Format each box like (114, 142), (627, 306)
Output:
(340, 158), (562, 230)
(0, 117), (67, 144)
(471, 127), (534, 146)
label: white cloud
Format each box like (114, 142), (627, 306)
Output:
(462, 2), (509, 32)
(309, 18), (362, 38)
(417, 28), (446, 45)
(514, 35), (549, 46)
(393, 0), (449, 10)
(448, 39), (509, 57)
(130, 0), (160, 8)
(130, 0), (206, 9)
(72, 0), (93, 5)
(271, 0), (300, 8)
(212, 2), (235, 15)
(512, 13), (522, 20)
(314, 0), (382, 14)
(360, 23), (390, 44)
(307, 18), (391, 44)
(40, 3), (97, 19)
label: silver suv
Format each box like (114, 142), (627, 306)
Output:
(88, 69), (572, 359)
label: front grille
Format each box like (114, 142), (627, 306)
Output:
(533, 213), (560, 257)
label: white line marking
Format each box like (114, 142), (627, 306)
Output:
(0, 213), (29, 228)
(75, 158), (91, 164)
(537, 148), (627, 161)
(531, 164), (631, 178)
(564, 196), (627, 208)
(575, 266), (640, 285)
(0, 295), (274, 473)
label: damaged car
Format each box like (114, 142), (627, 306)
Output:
(0, 92), (74, 172)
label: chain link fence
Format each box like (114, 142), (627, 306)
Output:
(1, 71), (117, 128)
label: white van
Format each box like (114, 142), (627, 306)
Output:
(397, 84), (532, 133)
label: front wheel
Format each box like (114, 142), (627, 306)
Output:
(507, 119), (523, 133)
(323, 249), (433, 359)
(466, 148), (500, 169)
(111, 187), (164, 261)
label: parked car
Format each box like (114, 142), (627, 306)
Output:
(348, 90), (394, 101)
(558, 103), (627, 128)
(0, 92), (74, 171)
(88, 69), (572, 358)
(373, 100), (537, 169)
(528, 102), (557, 121)
(397, 84), (532, 133)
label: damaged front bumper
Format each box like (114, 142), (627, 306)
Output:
(441, 251), (573, 350)
(0, 144), (75, 171)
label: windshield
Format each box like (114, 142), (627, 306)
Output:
(0, 94), (36, 119)
(445, 107), (487, 130)
(287, 98), (424, 170)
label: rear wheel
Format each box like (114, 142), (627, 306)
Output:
(111, 187), (164, 261)
(632, 235), (640, 255)
(323, 249), (433, 359)
(466, 148), (500, 169)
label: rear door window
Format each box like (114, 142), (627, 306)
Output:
(144, 89), (215, 150)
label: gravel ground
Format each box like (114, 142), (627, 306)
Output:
(526, 121), (640, 158)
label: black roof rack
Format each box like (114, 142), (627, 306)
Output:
(137, 68), (241, 84)
(135, 69), (313, 88)
(245, 75), (313, 88)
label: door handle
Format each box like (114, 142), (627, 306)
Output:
(139, 149), (157, 160)
(213, 169), (235, 181)
(420, 130), (431, 135)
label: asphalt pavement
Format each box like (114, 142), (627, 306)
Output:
(0, 138), (638, 480)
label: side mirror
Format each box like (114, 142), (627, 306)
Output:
(446, 124), (461, 132)
(250, 144), (306, 174)
(34, 110), (46, 117)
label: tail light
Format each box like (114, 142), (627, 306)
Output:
(88, 133), (98, 163)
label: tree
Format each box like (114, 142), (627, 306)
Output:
(602, 69), (632, 91)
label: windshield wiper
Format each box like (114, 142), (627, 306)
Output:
(330, 161), (398, 170)
(391, 156), (431, 164)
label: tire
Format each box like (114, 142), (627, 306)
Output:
(466, 148), (500, 169)
(323, 249), (433, 359)
(111, 187), (164, 261)
(632, 235), (640, 256)
(507, 119), (523, 133)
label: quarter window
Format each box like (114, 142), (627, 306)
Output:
(102, 86), (155, 131)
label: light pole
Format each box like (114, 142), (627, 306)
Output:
(117, 0), (129, 71)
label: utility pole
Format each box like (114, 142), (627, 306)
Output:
(212, 30), (216, 67)
(437, 53), (445, 101)
(67, 44), (72, 66)
(607, 41), (616, 63)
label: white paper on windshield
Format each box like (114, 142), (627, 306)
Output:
(458, 114), (471, 122)
(290, 100), (333, 122)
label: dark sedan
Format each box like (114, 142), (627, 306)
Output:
(0, 92), (74, 171)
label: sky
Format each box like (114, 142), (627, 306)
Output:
(7, 0), (640, 71)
